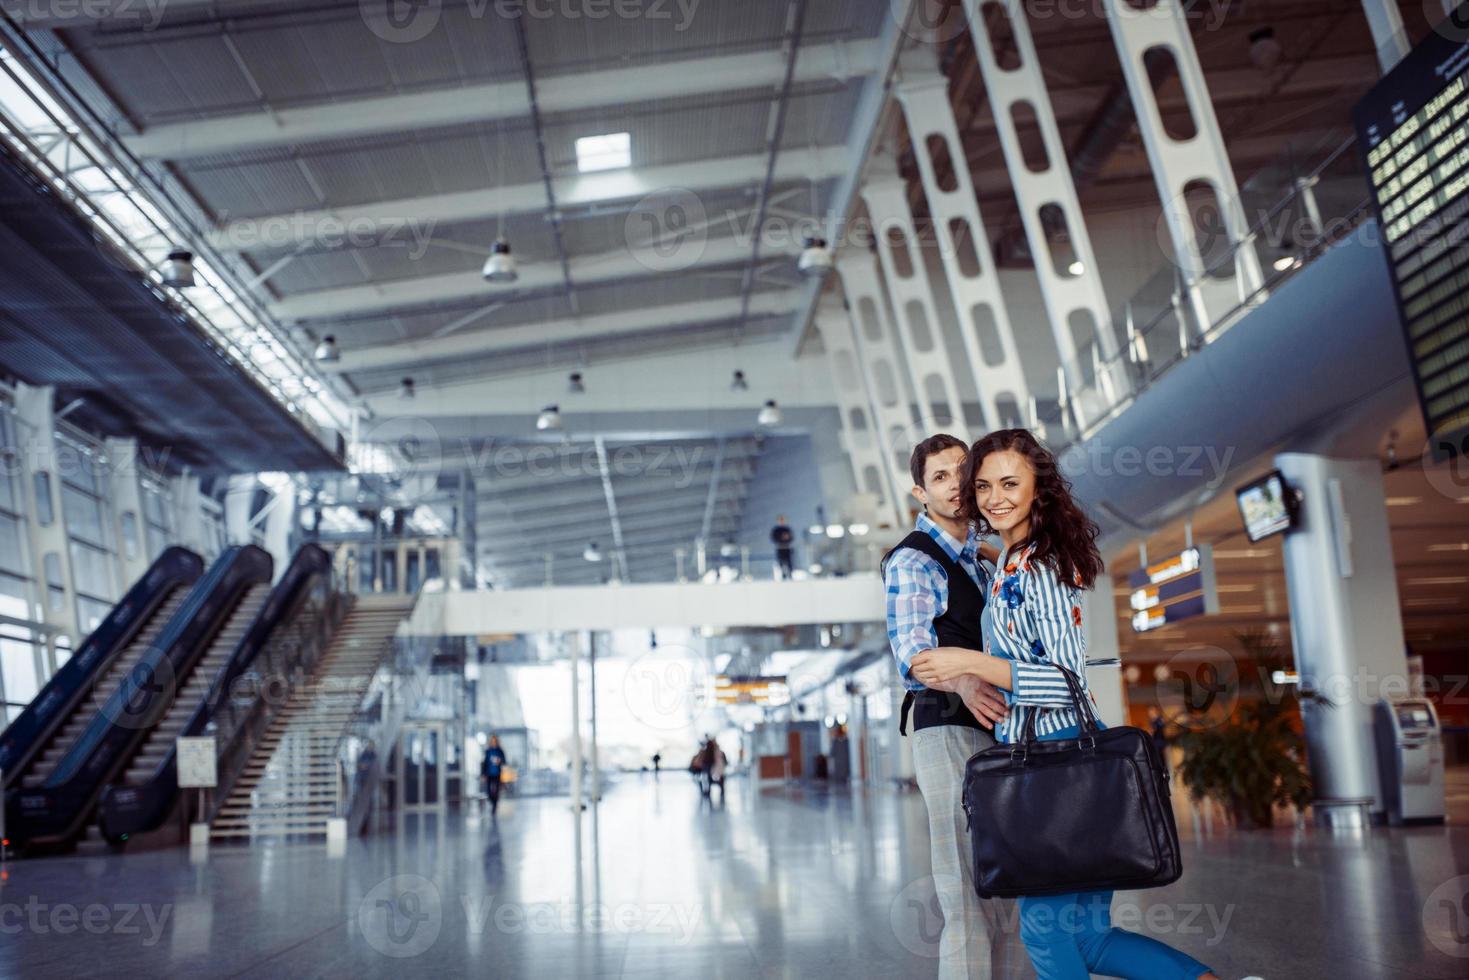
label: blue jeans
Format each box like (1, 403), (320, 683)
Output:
(1016, 725), (1211, 980)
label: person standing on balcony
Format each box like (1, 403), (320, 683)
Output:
(771, 516), (795, 579)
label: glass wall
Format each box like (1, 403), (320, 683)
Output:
(57, 434), (120, 635)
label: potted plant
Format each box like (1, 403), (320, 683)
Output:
(1172, 629), (1314, 829)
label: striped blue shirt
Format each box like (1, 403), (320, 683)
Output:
(982, 543), (1092, 743)
(884, 513), (991, 693)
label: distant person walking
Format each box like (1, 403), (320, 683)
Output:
(480, 735), (508, 818)
(771, 516), (795, 579)
(652, 751), (662, 778)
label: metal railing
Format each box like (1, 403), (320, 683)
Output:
(201, 582), (348, 825)
(1036, 130), (1375, 448)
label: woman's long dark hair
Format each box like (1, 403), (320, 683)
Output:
(959, 428), (1103, 590)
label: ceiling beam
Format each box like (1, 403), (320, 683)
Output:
(209, 146), (849, 252)
(331, 292), (803, 372)
(123, 41), (880, 162)
(270, 234), (800, 321)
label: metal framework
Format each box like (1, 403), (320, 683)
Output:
(964, 0), (1121, 426)
(1102, 0), (1266, 329)
(862, 171), (971, 441)
(896, 64), (1031, 430)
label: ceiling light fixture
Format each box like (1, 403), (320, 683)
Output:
(536, 404), (562, 431)
(160, 249), (196, 288)
(1067, 260), (1084, 276)
(731, 370), (749, 392)
(314, 334), (340, 363)
(583, 541), (603, 562)
(399, 377), (415, 399)
(757, 399), (782, 427)
(568, 371), (585, 394)
(482, 239), (518, 283)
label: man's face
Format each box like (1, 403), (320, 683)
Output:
(912, 446), (967, 522)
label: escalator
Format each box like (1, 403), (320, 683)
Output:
(0, 547), (203, 795)
(4, 545), (273, 851)
(98, 544), (336, 844)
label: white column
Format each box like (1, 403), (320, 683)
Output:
(568, 631), (583, 812)
(863, 171), (971, 442)
(837, 250), (924, 520)
(103, 437), (150, 588)
(1082, 572), (1127, 729)
(1275, 454), (1410, 817)
(14, 383), (77, 641)
(896, 64), (1031, 430)
(223, 474), (255, 546)
(1101, 0), (1266, 329)
(263, 487), (295, 580)
(170, 470), (209, 556)
(1359, 0), (1411, 73)
(964, 0), (1121, 428)
(814, 296), (907, 530)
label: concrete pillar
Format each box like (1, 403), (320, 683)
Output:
(104, 438), (150, 588)
(170, 471), (209, 557)
(263, 486), (295, 581)
(14, 383), (77, 641)
(862, 170), (971, 441)
(223, 474), (256, 546)
(1275, 454), (1409, 817)
(1101, 0), (1266, 330)
(814, 296), (906, 529)
(1359, 0), (1411, 72)
(1082, 572), (1127, 729)
(895, 60), (1031, 430)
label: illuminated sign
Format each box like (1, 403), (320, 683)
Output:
(1354, 8), (1469, 461)
(1128, 546), (1220, 634)
(712, 675), (790, 706)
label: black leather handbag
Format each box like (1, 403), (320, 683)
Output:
(961, 668), (1182, 899)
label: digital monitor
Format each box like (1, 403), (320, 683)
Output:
(1397, 704), (1434, 730)
(1235, 470), (1297, 543)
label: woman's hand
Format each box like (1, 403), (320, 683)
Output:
(910, 647), (980, 687)
(955, 675), (1008, 728)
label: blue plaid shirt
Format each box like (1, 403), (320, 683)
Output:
(884, 513), (992, 693)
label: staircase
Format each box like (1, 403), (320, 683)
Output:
(211, 596), (414, 840)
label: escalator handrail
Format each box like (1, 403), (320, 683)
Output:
(0, 546), (203, 783)
(120, 545), (333, 789)
(35, 545), (273, 792)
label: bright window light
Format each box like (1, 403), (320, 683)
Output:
(574, 132), (631, 173)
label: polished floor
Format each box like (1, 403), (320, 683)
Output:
(1, 772), (1467, 979)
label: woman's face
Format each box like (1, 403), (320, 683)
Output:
(973, 449), (1036, 538)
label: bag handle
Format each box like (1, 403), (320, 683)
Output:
(1019, 665), (1101, 744)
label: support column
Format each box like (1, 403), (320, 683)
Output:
(104, 438), (150, 589)
(837, 250), (925, 521)
(965, 0), (1122, 428)
(814, 296), (906, 530)
(1275, 454), (1409, 818)
(263, 486), (295, 581)
(1102, 0), (1265, 331)
(14, 383), (77, 641)
(896, 63), (1031, 430)
(1082, 571), (1127, 729)
(170, 470), (209, 557)
(223, 474), (255, 546)
(1359, 0), (1411, 73)
(568, 631), (584, 813)
(863, 171), (971, 442)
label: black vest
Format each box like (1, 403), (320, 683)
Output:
(885, 530), (988, 734)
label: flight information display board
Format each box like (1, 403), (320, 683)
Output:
(1354, 11), (1469, 461)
